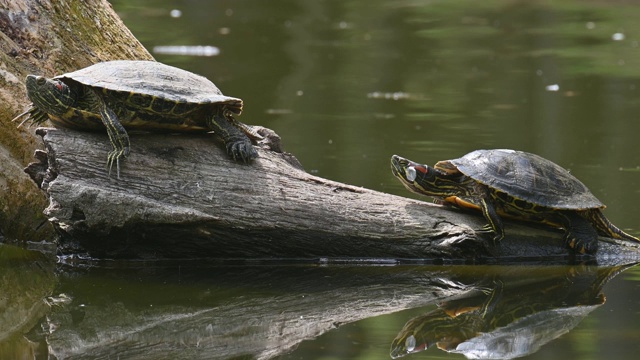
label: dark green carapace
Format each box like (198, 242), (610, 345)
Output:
(391, 149), (639, 254)
(13, 60), (262, 178)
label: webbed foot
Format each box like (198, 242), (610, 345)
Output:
(208, 109), (259, 164)
(226, 137), (258, 163)
(478, 224), (504, 245)
(564, 233), (598, 255)
(560, 211), (599, 255)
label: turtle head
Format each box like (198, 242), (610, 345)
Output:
(391, 154), (462, 197)
(390, 333), (428, 358)
(25, 75), (76, 116)
(390, 309), (450, 358)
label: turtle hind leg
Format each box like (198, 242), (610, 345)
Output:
(559, 211), (599, 254)
(587, 209), (640, 243)
(476, 191), (505, 244)
(207, 107), (258, 163)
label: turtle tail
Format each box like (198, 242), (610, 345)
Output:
(588, 209), (640, 243)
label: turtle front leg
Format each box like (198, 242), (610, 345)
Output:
(94, 93), (130, 178)
(207, 107), (258, 163)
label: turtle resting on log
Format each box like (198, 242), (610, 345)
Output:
(13, 60), (261, 178)
(391, 149), (640, 255)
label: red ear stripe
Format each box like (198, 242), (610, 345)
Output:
(414, 165), (428, 174)
(55, 82), (64, 91)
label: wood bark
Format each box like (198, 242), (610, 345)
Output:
(0, 0), (152, 242)
(29, 126), (640, 261)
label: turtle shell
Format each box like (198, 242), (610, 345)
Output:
(447, 149), (604, 210)
(55, 60), (242, 113)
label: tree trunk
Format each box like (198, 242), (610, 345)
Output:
(0, 0), (152, 242)
(29, 126), (640, 261)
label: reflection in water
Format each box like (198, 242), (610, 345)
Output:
(0, 258), (634, 360)
(390, 265), (633, 359)
(19, 263), (458, 360)
(0, 245), (56, 359)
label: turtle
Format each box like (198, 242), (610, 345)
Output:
(13, 60), (262, 178)
(390, 149), (639, 254)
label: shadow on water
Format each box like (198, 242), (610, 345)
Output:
(1, 244), (636, 359)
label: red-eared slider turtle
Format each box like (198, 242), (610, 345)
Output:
(390, 149), (639, 254)
(13, 60), (261, 177)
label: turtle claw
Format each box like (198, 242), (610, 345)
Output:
(106, 148), (130, 179)
(227, 139), (258, 163)
(12, 106), (50, 128)
(563, 234), (598, 255)
(476, 225), (504, 246)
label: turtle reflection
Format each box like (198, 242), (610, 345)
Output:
(390, 265), (631, 359)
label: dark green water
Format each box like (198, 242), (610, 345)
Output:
(4, 0), (640, 359)
(113, 0), (640, 227)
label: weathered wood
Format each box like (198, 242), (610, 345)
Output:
(0, 0), (152, 241)
(32, 127), (640, 261)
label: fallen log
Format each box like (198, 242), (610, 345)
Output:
(26, 126), (640, 261)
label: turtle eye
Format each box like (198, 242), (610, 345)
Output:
(405, 335), (416, 352)
(405, 166), (417, 181)
(36, 77), (46, 86)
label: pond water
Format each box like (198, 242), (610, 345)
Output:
(4, 0), (640, 359)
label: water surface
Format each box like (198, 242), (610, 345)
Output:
(110, 1), (640, 358)
(112, 1), (640, 234)
(6, 0), (640, 359)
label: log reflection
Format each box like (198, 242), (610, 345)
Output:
(1, 255), (635, 360)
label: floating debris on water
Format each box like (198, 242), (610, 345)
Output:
(619, 166), (640, 172)
(265, 108), (293, 115)
(367, 91), (412, 100)
(493, 103), (517, 110)
(545, 84), (560, 92)
(612, 32), (625, 41)
(152, 45), (220, 57)
(170, 9), (182, 18)
(372, 113), (396, 119)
